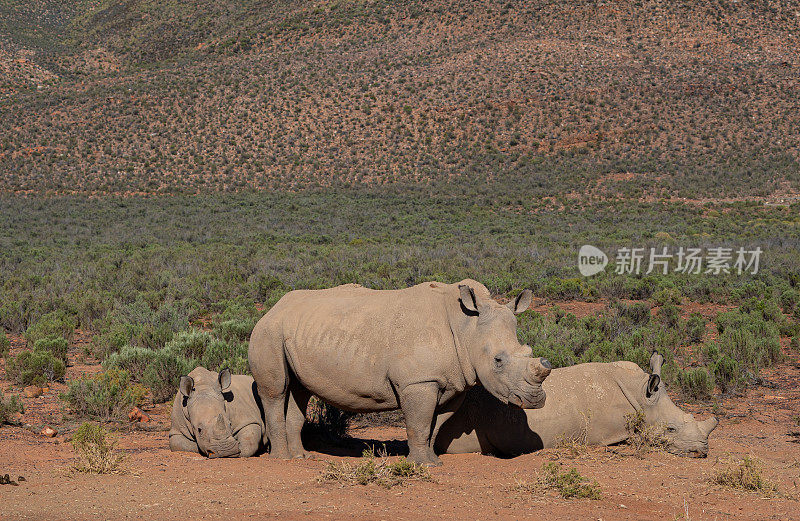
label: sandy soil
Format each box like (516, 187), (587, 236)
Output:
(1, 332), (799, 520)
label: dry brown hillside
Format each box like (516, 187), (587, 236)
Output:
(1, 0), (799, 196)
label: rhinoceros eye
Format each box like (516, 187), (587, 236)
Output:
(666, 425), (677, 433)
(493, 354), (506, 369)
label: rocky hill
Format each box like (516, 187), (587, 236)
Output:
(1, 0), (799, 196)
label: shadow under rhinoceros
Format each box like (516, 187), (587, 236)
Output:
(301, 432), (410, 458)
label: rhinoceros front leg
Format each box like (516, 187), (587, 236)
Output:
(169, 434), (200, 454)
(235, 424), (263, 458)
(400, 382), (441, 466)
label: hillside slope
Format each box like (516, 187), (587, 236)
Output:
(1, 0), (799, 196)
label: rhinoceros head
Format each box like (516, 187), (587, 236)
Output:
(458, 282), (551, 409)
(640, 352), (718, 457)
(179, 367), (240, 458)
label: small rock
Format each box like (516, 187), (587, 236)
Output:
(128, 407), (150, 423)
(23, 386), (43, 398)
(40, 426), (57, 438)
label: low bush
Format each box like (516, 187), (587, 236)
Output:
(677, 367), (715, 400)
(0, 330), (9, 358)
(31, 335), (69, 362)
(24, 310), (76, 347)
(0, 390), (24, 425)
(213, 319), (255, 342)
(779, 289), (799, 314)
(141, 350), (197, 403)
(6, 348), (66, 386)
(684, 313), (706, 344)
(61, 368), (148, 421)
(656, 302), (680, 329)
(71, 423), (125, 474)
(201, 339), (248, 373)
(164, 329), (213, 360)
(102, 345), (157, 379)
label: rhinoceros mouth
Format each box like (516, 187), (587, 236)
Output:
(508, 387), (546, 409)
(205, 437), (240, 458)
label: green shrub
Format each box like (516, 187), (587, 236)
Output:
(657, 302), (680, 329)
(201, 339), (248, 372)
(103, 345), (157, 379)
(677, 367), (714, 400)
(164, 329), (213, 360)
(6, 348), (66, 386)
(0, 300), (26, 333)
(685, 313), (706, 344)
(24, 310), (76, 347)
(0, 330), (9, 358)
(0, 390), (24, 425)
(711, 355), (742, 394)
(213, 319), (255, 342)
(652, 288), (681, 306)
(71, 423), (125, 474)
(31, 335), (69, 361)
(141, 350), (197, 403)
(61, 368), (148, 421)
(779, 289), (799, 314)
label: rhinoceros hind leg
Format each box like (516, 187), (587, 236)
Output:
(400, 382), (441, 466)
(286, 384), (312, 459)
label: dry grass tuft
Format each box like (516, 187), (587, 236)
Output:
(71, 423), (126, 474)
(625, 409), (669, 457)
(512, 462), (602, 500)
(711, 456), (778, 495)
(319, 447), (431, 488)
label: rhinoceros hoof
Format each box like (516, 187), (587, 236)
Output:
(290, 450), (313, 460)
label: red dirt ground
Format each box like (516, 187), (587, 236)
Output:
(1, 312), (799, 520)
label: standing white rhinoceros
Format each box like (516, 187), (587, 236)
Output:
(169, 367), (265, 458)
(435, 352), (718, 457)
(248, 279), (551, 465)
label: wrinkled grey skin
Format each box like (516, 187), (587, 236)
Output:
(249, 280), (551, 466)
(436, 353), (718, 458)
(169, 367), (266, 458)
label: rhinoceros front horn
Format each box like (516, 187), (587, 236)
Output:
(700, 416), (719, 437)
(529, 357), (552, 382)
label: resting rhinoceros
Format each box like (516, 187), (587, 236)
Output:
(169, 367), (265, 458)
(435, 352), (718, 458)
(249, 280), (552, 465)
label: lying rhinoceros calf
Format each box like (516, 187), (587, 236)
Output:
(169, 367), (265, 458)
(435, 352), (718, 458)
(249, 280), (551, 466)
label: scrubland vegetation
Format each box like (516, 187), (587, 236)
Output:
(0, 191), (797, 418)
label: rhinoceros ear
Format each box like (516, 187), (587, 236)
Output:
(179, 375), (194, 397)
(507, 290), (532, 315)
(218, 368), (232, 392)
(649, 351), (664, 377)
(459, 284), (479, 314)
(646, 374), (661, 398)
